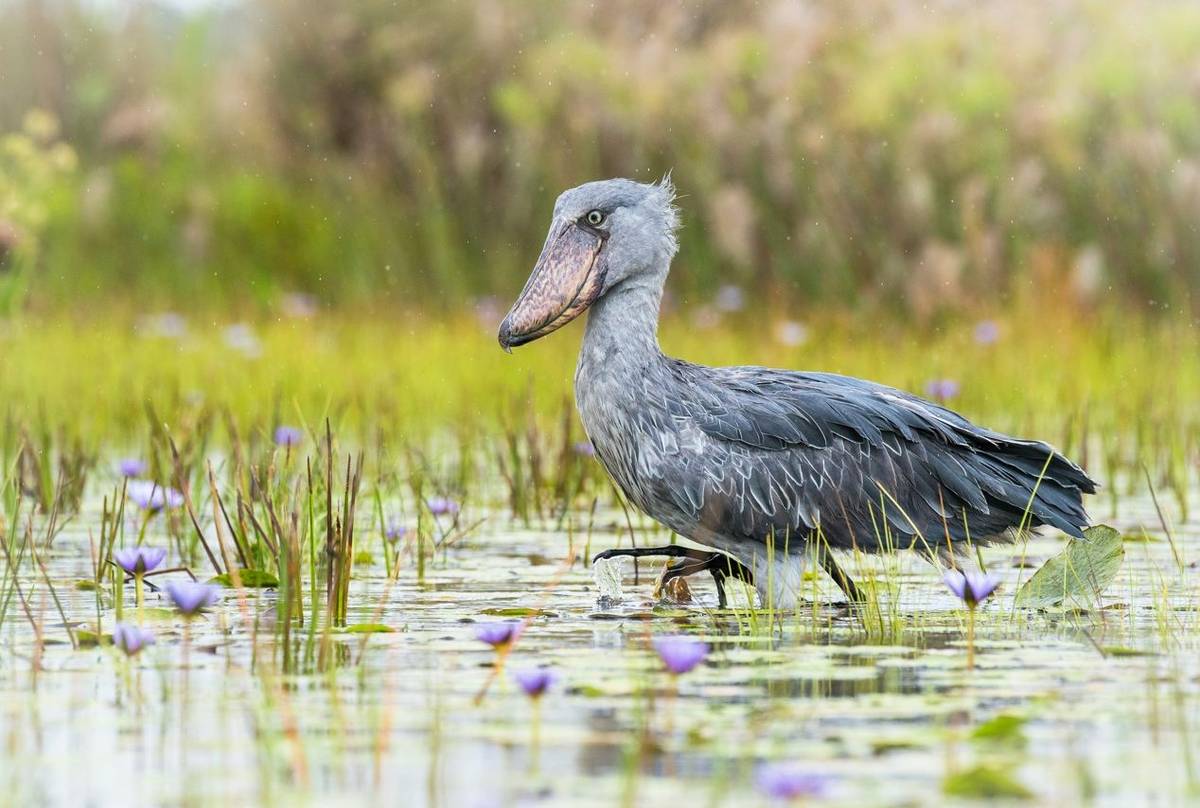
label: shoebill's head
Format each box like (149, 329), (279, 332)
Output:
(497, 177), (678, 351)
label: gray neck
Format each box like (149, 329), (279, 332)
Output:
(578, 274), (666, 377)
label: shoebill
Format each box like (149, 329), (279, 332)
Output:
(497, 178), (1095, 608)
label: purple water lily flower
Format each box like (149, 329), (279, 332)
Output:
(773, 319), (809, 347)
(280, 292), (318, 319)
(384, 522), (407, 543)
(118, 458), (147, 478)
(474, 620), (522, 648)
(512, 667), (558, 698)
(138, 312), (187, 340)
(974, 319), (1000, 345)
(274, 425), (303, 447)
(427, 497), (460, 517)
(223, 322), (261, 357)
(756, 763), (830, 800)
(112, 623), (156, 657)
(652, 635), (709, 675)
(126, 480), (185, 512)
(166, 581), (221, 616)
(113, 546), (167, 575)
(925, 378), (960, 402)
(943, 569), (1002, 607)
(714, 284), (746, 313)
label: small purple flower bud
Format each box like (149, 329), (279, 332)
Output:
(652, 635), (709, 675)
(118, 458), (147, 478)
(126, 480), (185, 512)
(166, 581), (221, 616)
(113, 546), (167, 575)
(512, 667), (558, 698)
(756, 763), (830, 800)
(925, 378), (960, 402)
(943, 570), (1002, 607)
(280, 292), (318, 319)
(273, 426), (303, 447)
(474, 620), (522, 648)
(384, 522), (407, 543)
(223, 323), (261, 357)
(773, 320), (808, 347)
(112, 623), (156, 657)
(714, 284), (745, 312)
(427, 497), (460, 517)
(974, 319), (1000, 345)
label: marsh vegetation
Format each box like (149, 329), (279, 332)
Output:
(2, 1), (1199, 805)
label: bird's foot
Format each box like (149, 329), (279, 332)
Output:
(593, 546), (754, 608)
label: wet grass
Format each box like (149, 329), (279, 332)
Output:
(0, 309), (1197, 805)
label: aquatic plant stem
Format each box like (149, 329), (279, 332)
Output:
(530, 698), (542, 775)
(967, 605), (976, 671)
(473, 645), (512, 706)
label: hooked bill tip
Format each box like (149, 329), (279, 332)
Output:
(497, 320), (515, 353)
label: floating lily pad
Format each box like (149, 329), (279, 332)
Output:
(209, 569), (279, 588)
(480, 607), (556, 618)
(1102, 646), (1155, 657)
(354, 551), (374, 565)
(1013, 525), (1123, 609)
(131, 607), (178, 623)
(971, 713), (1027, 747)
(75, 630), (112, 648)
(345, 623), (394, 634)
(75, 579), (99, 591)
(943, 764), (1033, 800)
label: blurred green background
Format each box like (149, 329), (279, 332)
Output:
(4, 0), (1200, 322)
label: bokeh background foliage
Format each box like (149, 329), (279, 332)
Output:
(3, 0), (1200, 317)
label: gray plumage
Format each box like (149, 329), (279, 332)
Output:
(502, 177), (1097, 606)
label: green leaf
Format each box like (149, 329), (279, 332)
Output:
(345, 623), (394, 634)
(971, 713), (1028, 747)
(133, 607), (178, 623)
(74, 579), (99, 591)
(943, 764), (1033, 800)
(76, 629), (112, 648)
(1014, 525), (1124, 609)
(209, 569), (279, 588)
(480, 607), (555, 618)
(1102, 646), (1155, 657)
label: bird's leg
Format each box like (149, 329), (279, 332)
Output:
(593, 546), (754, 608)
(593, 546), (697, 563)
(815, 548), (866, 604)
(658, 552), (755, 608)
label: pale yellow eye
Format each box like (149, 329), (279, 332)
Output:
(586, 210), (605, 226)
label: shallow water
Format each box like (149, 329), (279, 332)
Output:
(1, 474), (1198, 807)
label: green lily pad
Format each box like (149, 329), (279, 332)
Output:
(75, 579), (99, 591)
(76, 630), (112, 648)
(1102, 645), (1155, 657)
(129, 607), (178, 623)
(943, 764), (1033, 800)
(344, 623), (394, 634)
(1014, 525), (1124, 609)
(354, 551), (375, 565)
(209, 569), (279, 588)
(971, 713), (1027, 747)
(480, 607), (555, 618)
